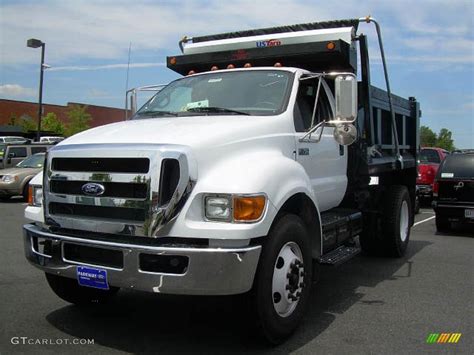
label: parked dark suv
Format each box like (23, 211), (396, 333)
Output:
(432, 153), (474, 232)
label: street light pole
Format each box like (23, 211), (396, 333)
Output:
(37, 42), (45, 142)
(27, 38), (46, 142)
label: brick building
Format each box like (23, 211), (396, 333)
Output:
(0, 99), (127, 129)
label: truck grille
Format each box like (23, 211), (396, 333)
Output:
(52, 157), (150, 173)
(50, 180), (148, 199)
(44, 145), (192, 238)
(49, 202), (147, 222)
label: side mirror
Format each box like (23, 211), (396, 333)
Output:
(335, 75), (357, 122)
(8, 152), (15, 158)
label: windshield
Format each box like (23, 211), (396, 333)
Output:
(16, 154), (45, 168)
(134, 70), (293, 118)
(419, 149), (441, 164)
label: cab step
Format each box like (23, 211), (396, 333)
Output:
(319, 245), (361, 266)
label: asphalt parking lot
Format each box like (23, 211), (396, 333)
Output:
(0, 198), (472, 354)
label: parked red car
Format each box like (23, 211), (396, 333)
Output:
(417, 147), (450, 201)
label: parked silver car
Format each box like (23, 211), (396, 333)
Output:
(0, 153), (45, 200)
(0, 143), (50, 169)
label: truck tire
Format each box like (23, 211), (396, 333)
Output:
(360, 186), (411, 257)
(382, 186), (411, 257)
(252, 214), (312, 344)
(435, 213), (450, 233)
(45, 273), (119, 305)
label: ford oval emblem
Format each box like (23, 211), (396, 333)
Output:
(81, 182), (105, 196)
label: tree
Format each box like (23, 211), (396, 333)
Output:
(436, 128), (456, 151)
(42, 112), (65, 135)
(8, 114), (17, 126)
(65, 105), (92, 137)
(420, 125), (437, 147)
(420, 125), (456, 151)
(18, 115), (37, 133)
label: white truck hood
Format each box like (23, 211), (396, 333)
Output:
(61, 115), (280, 149)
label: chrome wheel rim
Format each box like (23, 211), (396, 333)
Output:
(400, 200), (409, 242)
(272, 241), (305, 317)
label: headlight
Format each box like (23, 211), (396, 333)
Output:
(1, 175), (16, 183)
(205, 195), (231, 221)
(204, 194), (266, 223)
(28, 185), (43, 207)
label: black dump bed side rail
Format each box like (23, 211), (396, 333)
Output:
(352, 34), (420, 178)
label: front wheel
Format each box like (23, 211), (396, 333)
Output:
(252, 214), (312, 344)
(45, 273), (119, 305)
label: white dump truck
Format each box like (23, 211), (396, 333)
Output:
(23, 17), (420, 343)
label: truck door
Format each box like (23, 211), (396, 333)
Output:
(294, 78), (348, 212)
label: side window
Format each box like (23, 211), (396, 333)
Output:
(294, 79), (333, 132)
(31, 147), (47, 154)
(8, 147), (27, 158)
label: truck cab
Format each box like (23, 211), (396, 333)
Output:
(23, 17), (420, 344)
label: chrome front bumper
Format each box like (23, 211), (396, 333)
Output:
(23, 224), (261, 295)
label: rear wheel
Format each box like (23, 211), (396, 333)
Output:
(252, 214), (312, 344)
(435, 213), (450, 232)
(45, 273), (119, 305)
(360, 185), (411, 257)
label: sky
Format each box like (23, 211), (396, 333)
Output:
(0, 0), (473, 148)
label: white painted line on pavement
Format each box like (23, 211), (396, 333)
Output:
(413, 215), (436, 227)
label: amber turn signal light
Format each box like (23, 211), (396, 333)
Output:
(233, 195), (266, 222)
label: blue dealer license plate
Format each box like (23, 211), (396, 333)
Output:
(77, 266), (109, 290)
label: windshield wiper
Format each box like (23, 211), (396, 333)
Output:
(136, 110), (179, 117)
(186, 107), (250, 115)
